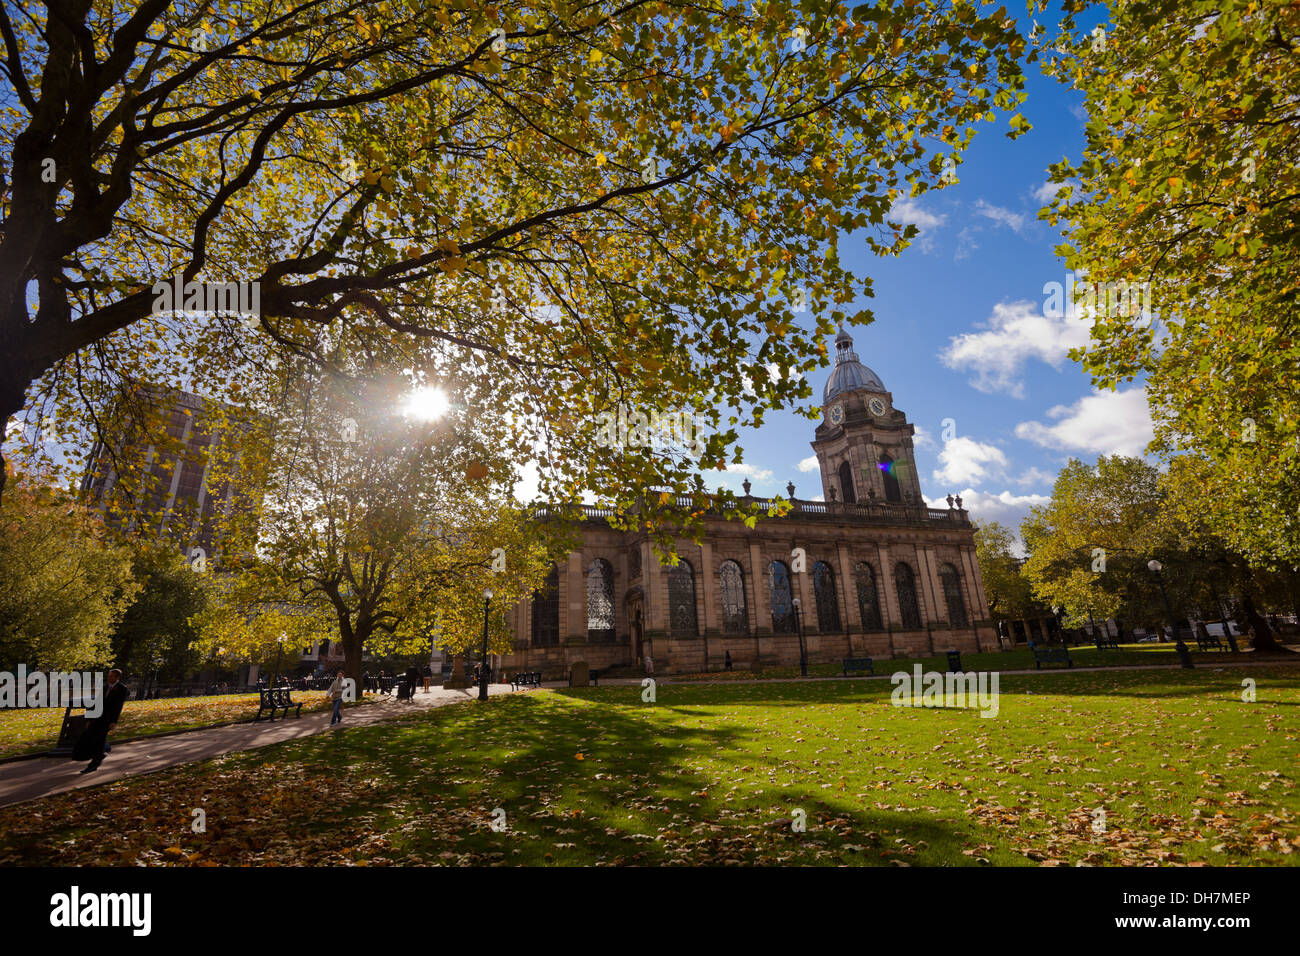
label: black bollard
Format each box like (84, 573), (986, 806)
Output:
(1175, 637), (1195, 669)
(946, 649), (962, 673)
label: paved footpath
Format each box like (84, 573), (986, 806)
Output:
(0, 683), (518, 810)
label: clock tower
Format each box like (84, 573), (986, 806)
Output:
(811, 328), (924, 505)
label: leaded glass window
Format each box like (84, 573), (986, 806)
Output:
(668, 559), (697, 638)
(720, 560), (747, 634)
(894, 562), (921, 628)
(940, 562), (968, 627)
(532, 564), (559, 646)
(769, 560), (796, 634)
(587, 558), (615, 642)
(855, 563), (883, 630)
(813, 561), (840, 631)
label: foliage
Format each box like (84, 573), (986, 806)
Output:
(2, 0), (1029, 547)
(1036, 0), (1300, 566)
(972, 520), (1037, 621)
(1021, 456), (1181, 628)
(111, 543), (211, 681)
(0, 470), (140, 670)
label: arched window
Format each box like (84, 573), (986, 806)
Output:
(531, 563), (559, 646)
(813, 561), (841, 631)
(587, 558), (615, 642)
(769, 560), (796, 634)
(940, 563), (968, 627)
(668, 559), (697, 638)
(719, 560), (748, 634)
(878, 452), (902, 502)
(838, 461), (856, 504)
(894, 562), (921, 628)
(855, 562), (883, 630)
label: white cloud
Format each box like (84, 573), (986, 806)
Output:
(912, 425), (935, 449)
(729, 462), (775, 481)
(940, 299), (1093, 398)
(1014, 466), (1057, 488)
(926, 488), (1051, 551)
(974, 199), (1031, 234)
(1014, 387), (1154, 458)
(932, 436), (1009, 486)
(891, 197), (946, 252)
(1032, 180), (1075, 205)
(891, 196), (946, 231)
(796, 454), (820, 473)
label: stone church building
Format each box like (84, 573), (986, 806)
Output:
(502, 330), (992, 676)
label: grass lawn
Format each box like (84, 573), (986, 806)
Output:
(0, 691), (343, 760)
(1, 664), (1296, 866)
(669, 642), (1258, 682)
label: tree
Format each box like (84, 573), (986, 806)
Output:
(1036, 0), (1300, 566)
(2, 0), (1029, 539)
(111, 543), (210, 684)
(0, 469), (140, 669)
(204, 364), (555, 685)
(972, 520), (1036, 621)
(1021, 456), (1174, 631)
(1021, 454), (1290, 650)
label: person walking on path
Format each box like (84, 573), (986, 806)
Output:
(422, 663), (433, 693)
(327, 669), (345, 726)
(75, 668), (129, 773)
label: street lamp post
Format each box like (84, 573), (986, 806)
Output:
(791, 597), (808, 677)
(273, 632), (286, 685)
(1148, 560), (1193, 668)
(478, 590), (493, 701)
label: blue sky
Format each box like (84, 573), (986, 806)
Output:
(716, 14), (1152, 543)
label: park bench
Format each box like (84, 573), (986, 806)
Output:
(255, 687), (289, 721)
(275, 687), (303, 717)
(841, 657), (875, 677)
(1029, 643), (1073, 669)
(1093, 633), (1120, 650)
(1195, 633), (1226, 652)
(510, 671), (543, 690)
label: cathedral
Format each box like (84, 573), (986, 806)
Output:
(502, 330), (992, 676)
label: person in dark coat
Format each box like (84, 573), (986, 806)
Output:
(404, 665), (420, 701)
(77, 668), (129, 773)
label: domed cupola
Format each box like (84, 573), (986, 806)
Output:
(823, 328), (886, 403)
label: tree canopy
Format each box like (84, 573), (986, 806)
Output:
(2, 0), (1029, 541)
(1037, 0), (1300, 566)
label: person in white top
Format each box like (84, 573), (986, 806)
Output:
(327, 670), (345, 726)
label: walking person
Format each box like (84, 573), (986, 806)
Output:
(327, 669), (345, 726)
(75, 668), (129, 773)
(422, 663), (433, 693)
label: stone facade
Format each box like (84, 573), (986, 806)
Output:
(500, 331), (992, 676)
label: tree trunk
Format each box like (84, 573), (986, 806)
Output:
(1241, 592), (1283, 653)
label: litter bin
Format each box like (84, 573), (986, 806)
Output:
(945, 650), (962, 673)
(52, 698), (91, 756)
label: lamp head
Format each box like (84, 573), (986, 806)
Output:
(1147, 559), (1162, 573)
(791, 597), (801, 611)
(483, 589), (494, 601)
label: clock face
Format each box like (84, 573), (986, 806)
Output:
(829, 403), (844, 425)
(868, 397), (886, 416)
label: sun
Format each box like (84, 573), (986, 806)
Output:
(402, 386), (450, 422)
